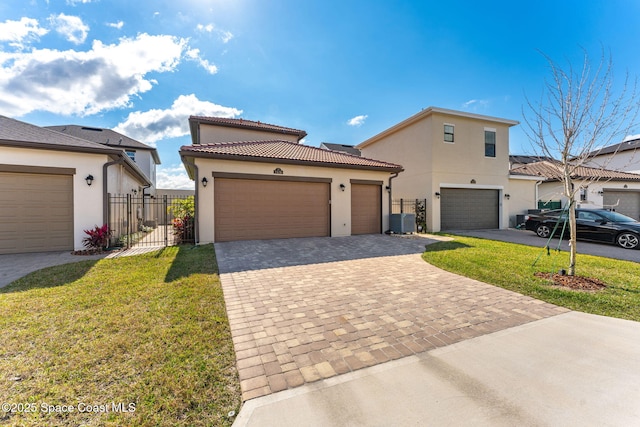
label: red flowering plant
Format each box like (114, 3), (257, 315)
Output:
(82, 224), (111, 250)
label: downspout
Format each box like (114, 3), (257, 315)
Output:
(103, 157), (127, 225)
(181, 157), (200, 245)
(387, 171), (400, 232)
(535, 180), (543, 210)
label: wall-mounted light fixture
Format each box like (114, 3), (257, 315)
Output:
(470, 179), (476, 184)
(201, 177), (208, 187)
(85, 174), (94, 186)
(598, 190), (604, 195)
(132, 189), (138, 195)
(339, 184), (346, 192)
(435, 191), (441, 199)
(385, 185), (391, 192)
(624, 184), (629, 189)
(504, 193), (511, 200)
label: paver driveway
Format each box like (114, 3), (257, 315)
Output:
(215, 235), (567, 401)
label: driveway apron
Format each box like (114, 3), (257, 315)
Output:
(215, 235), (567, 401)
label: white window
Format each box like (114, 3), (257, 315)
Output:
(444, 124), (454, 143)
(484, 128), (496, 157)
(125, 150), (136, 162)
(580, 187), (588, 202)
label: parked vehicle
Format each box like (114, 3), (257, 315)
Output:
(525, 209), (640, 249)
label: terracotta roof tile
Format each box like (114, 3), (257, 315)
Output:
(180, 140), (403, 171)
(189, 116), (307, 139)
(511, 160), (640, 181)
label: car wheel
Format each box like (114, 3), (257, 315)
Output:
(616, 232), (639, 249)
(536, 224), (551, 238)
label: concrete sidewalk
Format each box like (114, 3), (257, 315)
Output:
(234, 311), (640, 426)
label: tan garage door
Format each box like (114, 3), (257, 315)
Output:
(440, 188), (499, 230)
(351, 183), (381, 235)
(603, 191), (640, 220)
(0, 172), (74, 254)
(214, 178), (330, 242)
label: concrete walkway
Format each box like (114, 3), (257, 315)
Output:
(235, 311), (640, 426)
(215, 235), (567, 402)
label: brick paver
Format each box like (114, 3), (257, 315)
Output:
(215, 235), (567, 401)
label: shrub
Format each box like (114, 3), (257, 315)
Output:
(168, 196), (195, 244)
(82, 224), (111, 250)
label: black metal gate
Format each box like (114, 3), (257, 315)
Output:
(107, 194), (195, 248)
(392, 198), (427, 232)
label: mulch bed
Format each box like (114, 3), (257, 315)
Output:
(534, 272), (607, 291)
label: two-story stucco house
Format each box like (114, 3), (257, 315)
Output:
(45, 125), (161, 195)
(357, 107), (519, 232)
(181, 116), (403, 243)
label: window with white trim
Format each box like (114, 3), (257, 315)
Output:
(444, 124), (454, 143)
(125, 150), (136, 162)
(484, 129), (496, 157)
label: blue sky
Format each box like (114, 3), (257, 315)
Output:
(2, 0), (639, 189)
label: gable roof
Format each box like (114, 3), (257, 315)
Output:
(320, 142), (362, 156)
(189, 116), (307, 144)
(511, 160), (640, 182)
(0, 115), (151, 186)
(180, 140), (403, 173)
(357, 106), (519, 149)
(45, 125), (161, 164)
(584, 138), (640, 158)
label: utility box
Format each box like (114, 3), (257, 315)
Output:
(390, 213), (416, 234)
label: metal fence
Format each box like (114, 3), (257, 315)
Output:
(107, 194), (195, 248)
(392, 198), (427, 232)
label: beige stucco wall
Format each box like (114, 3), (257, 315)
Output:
(507, 177), (540, 226)
(538, 179), (640, 210)
(198, 124), (300, 144)
(106, 163), (147, 195)
(192, 158), (394, 243)
(1, 146), (107, 250)
(359, 111), (514, 231)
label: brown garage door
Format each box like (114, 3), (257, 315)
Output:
(214, 178), (330, 242)
(440, 188), (499, 230)
(0, 172), (74, 254)
(351, 183), (381, 235)
(603, 191), (640, 220)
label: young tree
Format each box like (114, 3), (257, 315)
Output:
(523, 49), (640, 276)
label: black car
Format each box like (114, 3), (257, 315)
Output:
(525, 208), (640, 249)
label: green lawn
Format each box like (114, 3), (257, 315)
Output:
(423, 235), (640, 322)
(0, 245), (241, 427)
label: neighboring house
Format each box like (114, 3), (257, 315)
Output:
(45, 125), (161, 195)
(357, 107), (519, 232)
(320, 142), (362, 156)
(0, 115), (151, 254)
(583, 137), (640, 174)
(509, 155), (554, 168)
(510, 160), (640, 220)
(181, 116), (403, 243)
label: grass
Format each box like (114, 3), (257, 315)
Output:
(0, 244), (241, 427)
(423, 235), (640, 322)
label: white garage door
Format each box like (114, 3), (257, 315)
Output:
(440, 188), (499, 230)
(0, 171), (74, 254)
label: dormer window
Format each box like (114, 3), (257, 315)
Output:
(125, 150), (136, 162)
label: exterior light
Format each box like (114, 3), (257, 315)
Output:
(505, 193), (511, 200)
(85, 174), (94, 186)
(201, 177), (208, 187)
(339, 184), (345, 191)
(385, 185), (391, 192)
(435, 192), (441, 199)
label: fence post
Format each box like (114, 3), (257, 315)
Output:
(164, 195), (168, 247)
(126, 194), (132, 249)
(400, 198), (404, 213)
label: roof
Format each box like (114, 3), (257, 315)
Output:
(510, 160), (640, 181)
(189, 116), (307, 143)
(45, 125), (161, 164)
(320, 142), (362, 156)
(510, 155), (555, 165)
(0, 115), (151, 186)
(584, 138), (640, 158)
(180, 140), (403, 173)
(357, 106), (519, 149)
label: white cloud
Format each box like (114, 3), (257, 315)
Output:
(186, 48), (218, 74)
(156, 164), (195, 190)
(0, 17), (49, 49)
(107, 21), (124, 30)
(113, 94), (242, 144)
(0, 33), (188, 117)
(49, 13), (89, 45)
(196, 23), (234, 43)
(347, 115), (368, 127)
(462, 99), (489, 109)
(67, 0), (94, 4)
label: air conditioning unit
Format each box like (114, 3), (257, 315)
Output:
(390, 213), (416, 234)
